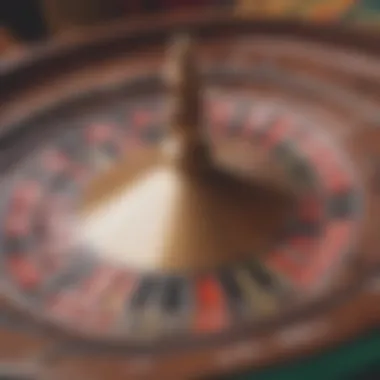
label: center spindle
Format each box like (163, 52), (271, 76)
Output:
(163, 35), (211, 174)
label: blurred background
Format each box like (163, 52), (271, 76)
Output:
(1, 0), (380, 56)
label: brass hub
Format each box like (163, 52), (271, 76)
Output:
(78, 35), (296, 273)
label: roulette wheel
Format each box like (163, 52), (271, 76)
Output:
(1, 9), (380, 380)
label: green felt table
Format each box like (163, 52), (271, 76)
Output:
(225, 331), (380, 379)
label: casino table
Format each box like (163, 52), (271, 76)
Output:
(224, 331), (380, 379)
(2, 7), (380, 380)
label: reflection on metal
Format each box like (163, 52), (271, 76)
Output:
(79, 35), (294, 272)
